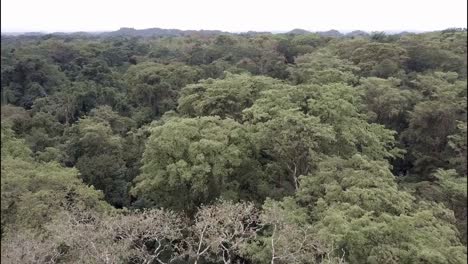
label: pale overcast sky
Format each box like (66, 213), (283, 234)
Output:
(1, 0), (467, 32)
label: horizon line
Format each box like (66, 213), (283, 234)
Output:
(2, 26), (466, 35)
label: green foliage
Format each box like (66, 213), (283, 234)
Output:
(358, 77), (415, 132)
(401, 74), (467, 177)
(403, 169), (468, 244)
(89, 105), (136, 135)
(64, 117), (129, 207)
(178, 73), (283, 120)
(246, 198), (328, 264)
(314, 206), (466, 264)
(298, 155), (414, 215)
(399, 31), (467, 75)
(447, 121), (467, 176)
(350, 42), (408, 78)
(1, 125), (109, 232)
(251, 109), (336, 194)
(1, 122), (32, 160)
(298, 155), (466, 263)
(244, 83), (402, 161)
(0, 105), (32, 134)
(125, 62), (203, 117)
(132, 116), (265, 212)
(289, 49), (359, 85)
(1, 56), (68, 107)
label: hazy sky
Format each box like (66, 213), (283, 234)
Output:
(1, 0), (467, 32)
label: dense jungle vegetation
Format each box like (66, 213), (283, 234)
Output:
(1, 28), (467, 263)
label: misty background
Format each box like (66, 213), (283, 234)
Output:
(2, 0), (467, 34)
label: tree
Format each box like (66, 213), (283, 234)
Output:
(188, 200), (259, 264)
(105, 209), (186, 263)
(297, 155), (466, 263)
(246, 198), (334, 264)
(447, 121), (467, 176)
(350, 42), (408, 78)
(177, 73), (283, 121)
(0, 56), (67, 108)
(403, 169), (467, 244)
(289, 49), (359, 85)
(88, 105), (136, 136)
(0, 104), (32, 135)
(132, 116), (265, 213)
(290, 34), (323, 55)
(1, 123), (109, 232)
(236, 36), (290, 79)
(251, 109), (335, 192)
(2, 207), (186, 264)
(401, 74), (467, 178)
(399, 32), (467, 75)
(64, 117), (129, 207)
(243, 83), (402, 161)
(125, 62), (202, 117)
(357, 77), (415, 132)
(1, 231), (65, 264)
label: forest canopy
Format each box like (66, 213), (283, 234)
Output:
(1, 28), (467, 263)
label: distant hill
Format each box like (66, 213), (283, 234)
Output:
(101, 27), (230, 37)
(239, 31), (273, 36)
(316, 29), (343, 37)
(1, 27), (437, 38)
(287, 28), (312, 35)
(286, 29), (344, 37)
(1, 31), (46, 36)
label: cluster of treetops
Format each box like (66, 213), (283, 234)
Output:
(1, 27), (467, 263)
